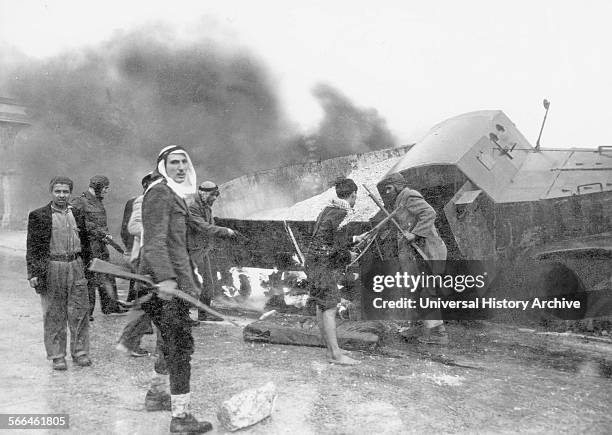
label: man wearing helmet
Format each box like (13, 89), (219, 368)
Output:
(71, 175), (127, 318)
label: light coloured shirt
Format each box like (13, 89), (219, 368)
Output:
(127, 195), (143, 262)
(49, 205), (81, 255)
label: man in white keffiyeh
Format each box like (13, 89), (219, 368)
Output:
(138, 145), (213, 433)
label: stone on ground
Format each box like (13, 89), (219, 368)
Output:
(217, 381), (277, 431)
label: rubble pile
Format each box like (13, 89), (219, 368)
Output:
(254, 156), (400, 223)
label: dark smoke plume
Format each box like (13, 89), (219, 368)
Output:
(310, 83), (396, 160)
(3, 27), (397, 232)
(278, 84), (397, 166)
(4, 28), (293, 231)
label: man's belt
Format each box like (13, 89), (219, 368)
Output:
(49, 252), (81, 262)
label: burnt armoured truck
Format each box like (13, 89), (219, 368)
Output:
(212, 110), (612, 323)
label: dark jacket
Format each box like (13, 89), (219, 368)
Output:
(120, 197), (136, 251)
(71, 191), (110, 259)
(187, 195), (231, 256)
(308, 204), (349, 257)
(305, 202), (351, 293)
(26, 203), (91, 293)
(139, 181), (198, 298)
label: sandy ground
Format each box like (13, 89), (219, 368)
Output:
(1, 231), (611, 434)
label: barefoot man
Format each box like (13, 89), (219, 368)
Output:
(306, 177), (360, 365)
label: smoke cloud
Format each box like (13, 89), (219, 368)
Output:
(311, 83), (396, 159)
(2, 25), (397, 232)
(4, 27), (293, 230)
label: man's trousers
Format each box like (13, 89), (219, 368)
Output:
(142, 296), (194, 395)
(41, 258), (90, 359)
(193, 251), (216, 312)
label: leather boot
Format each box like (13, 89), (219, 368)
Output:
(170, 393), (212, 433)
(169, 413), (212, 433)
(145, 390), (171, 411)
(145, 372), (171, 411)
(52, 357), (67, 371)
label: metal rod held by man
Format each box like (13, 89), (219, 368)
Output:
(362, 184), (428, 260)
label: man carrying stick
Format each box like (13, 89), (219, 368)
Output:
(376, 172), (449, 345)
(139, 145), (212, 433)
(71, 175), (127, 318)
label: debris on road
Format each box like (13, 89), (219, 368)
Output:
(217, 381), (277, 431)
(259, 309), (277, 320)
(243, 313), (383, 350)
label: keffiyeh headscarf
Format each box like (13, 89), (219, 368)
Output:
(150, 145), (197, 198)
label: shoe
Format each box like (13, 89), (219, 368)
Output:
(74, 355), (92, 367)
(417, 326), (449, 345)
(145, 390), (171, 412)
(131, 348), (150, 358)
(170, 414), (212, 433)
(52, 357), (67, 371)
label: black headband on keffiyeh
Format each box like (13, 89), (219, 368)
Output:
(154, 145), (197, 198)
(157, 145), (187, 165)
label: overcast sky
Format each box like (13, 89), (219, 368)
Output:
(1, 0), (611, 148)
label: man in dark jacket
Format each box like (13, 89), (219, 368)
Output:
(71, 175), (126, 317)
(187, 181), (235, 322)
(139, 145), (212, 433)
(306, 177), (360, 365)
(27, 176), (92, 370)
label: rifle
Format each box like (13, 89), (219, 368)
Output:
(283, 221), (305, 266)
(346, 208), (400, 268)
(362, 184), (428, 261)
(88, 258), (240, 327)
(103, 235), (125, 254)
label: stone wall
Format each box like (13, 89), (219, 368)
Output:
(215, 145), (412, 219)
